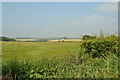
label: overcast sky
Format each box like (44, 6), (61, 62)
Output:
(2, 2), (118, 38)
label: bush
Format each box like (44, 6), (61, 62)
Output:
(82, 35), (96, 40)
(79, 36), (119, 58)
(2, 59), (56, 79)
(2, 54), (119, 79)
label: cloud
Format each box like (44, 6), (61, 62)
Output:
(67, 14), (118, 35)
(83, 15), (107, 24)
(95, 3), (118, 13)
(83, 14), (117, 28)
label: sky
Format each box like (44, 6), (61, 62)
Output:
(2, 2), (118, 38)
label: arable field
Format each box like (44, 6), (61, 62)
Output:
(16, 39), (38, 41)
(48, 39), (82, 42)
(2, 42), (80, 61)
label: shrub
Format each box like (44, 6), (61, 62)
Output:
(82, 35), (96, 40)
(79, 36), (119, 58)
(2, 58), (57, 79)
(2, 54), (119, 79)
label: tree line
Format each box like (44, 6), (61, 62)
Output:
(0, 36), (16, 41)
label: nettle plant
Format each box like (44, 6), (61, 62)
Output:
(79, 36), (119, 58)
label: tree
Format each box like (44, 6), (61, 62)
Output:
(82, 35), (96, 40)
(82, 35), (91, 40)
(1, 36), (16, 41)
(63, 37), (68, 39)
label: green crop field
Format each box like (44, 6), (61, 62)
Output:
(2, 42), (80, 61)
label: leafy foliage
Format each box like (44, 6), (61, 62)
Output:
(79, 36), (119, 58)
(2, 53), (118, 79)
(82, 35), (96, 40)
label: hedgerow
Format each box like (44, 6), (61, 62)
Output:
(79, 36), (119, 58)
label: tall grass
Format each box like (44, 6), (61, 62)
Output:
(2, 53), (118, 79)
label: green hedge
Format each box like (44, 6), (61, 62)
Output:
(79, 37), (119, 58)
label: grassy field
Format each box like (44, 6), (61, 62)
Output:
(2, 42), (80, 61)
(2, 37), (119, 79)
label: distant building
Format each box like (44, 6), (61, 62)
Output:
(59, 39), (64, 42)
